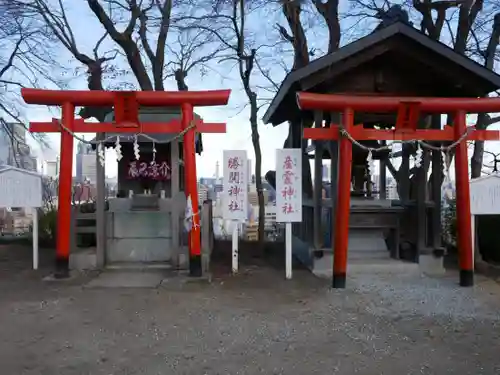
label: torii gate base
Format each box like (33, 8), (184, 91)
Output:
(22, 88), (231, 278)
(299, 92), (500, 288)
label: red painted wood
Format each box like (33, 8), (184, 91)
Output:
(333, 108), (354, 285)
(21, 88), (231, 107)
(114, 91), (140, 125)
(56, 103), (75, 271)
(181, 103), (202, 261)
(454, 111), (474, 285)
(297, 92), (500, 113)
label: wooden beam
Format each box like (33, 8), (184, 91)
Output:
(95, 132), (106, 268)
(379, 141), (387, 199)
(329, 112), (340, 248)
(430, 115), (443, 250)
(415, 149), (429, 260)
(171, 138), (180, 254)
(313, 110), (324, 249)
(400, 144), (410, 202)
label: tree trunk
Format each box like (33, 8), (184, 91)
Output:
(313, 0), (341, 53)
(248, 92), (265, 249)
(281, 2), (310, 71)
(175, 69), (189, 91)
(79, 61), (111, 121)
(470, 114), (488, 178)
(470, 14), (500, 178)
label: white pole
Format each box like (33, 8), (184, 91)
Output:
(232, 220), (238, 274)
(285, 221), (292, 279)
(32, 209), (39, 270)
(471, 214), (475, 267)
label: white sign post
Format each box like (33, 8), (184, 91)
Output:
(0, 167), (43, 270)
(470, 173), (500, 266)
(276, 149), (302, 279)
(223, 150), (248, 274)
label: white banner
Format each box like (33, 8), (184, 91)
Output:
(276, 149), (302, 222)
(222, 150), (248, 221)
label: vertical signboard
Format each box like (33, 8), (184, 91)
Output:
(276, 149), (302, 222)
(276, 148), (302, 280)
(222, 150), (248, 221)
(222, 150), (248, 274)
(0, 167), (42, 270)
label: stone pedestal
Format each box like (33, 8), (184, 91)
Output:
(131, 194), (159, 211)
(105, 197), (184, 264)
(419, 254), (445, 276)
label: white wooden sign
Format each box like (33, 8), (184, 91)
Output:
(222, 150), (248, 221)
(276, 149), (302, 222)
(0, 166), (42, 270)
(0, 167), (42, 208)
(470, 174), (500, 215)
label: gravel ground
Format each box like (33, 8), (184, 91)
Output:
(1, 245), (500, 375)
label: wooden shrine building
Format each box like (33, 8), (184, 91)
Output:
(263, 19), (500, 276)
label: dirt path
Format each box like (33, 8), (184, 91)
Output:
(1, 246), (500, 374)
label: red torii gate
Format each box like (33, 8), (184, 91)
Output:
(21, 88), (231, 278)
(298, 92), (500, 288)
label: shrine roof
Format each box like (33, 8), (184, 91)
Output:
(262, 21), (500, 126)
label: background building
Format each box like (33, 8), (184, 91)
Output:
(0, 123), (37, 171)
(44, 160), (59, 178)
(76, 139), (97, 183)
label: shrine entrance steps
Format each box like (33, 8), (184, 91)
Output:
(308, 229), (393, 278)
(292, 201), (408, 278)
(106, 262), (174, 271)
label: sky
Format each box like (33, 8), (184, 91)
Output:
(20, 1), (500, 178)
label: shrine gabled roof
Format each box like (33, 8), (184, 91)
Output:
(262, 21), (500, 126)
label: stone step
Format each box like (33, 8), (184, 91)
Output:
(69, 247), (97, 270)
(313, 230), (389, 254)
(311, 253), (414, 278)
(348, 250), (389, 260)
(106, 262), (173, 271)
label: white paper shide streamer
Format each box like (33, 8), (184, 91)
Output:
(366, 151), (375, 178)
(97, 143), (105, 167)
(151, 142), (157, 164)
(115, 136), (122, 161)
(184, 195), (196, 232)
(414, 143), (423, 168)
(133, 136), (140, 160)
(442, 151), (454, 200)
